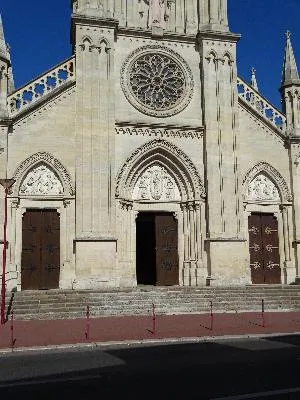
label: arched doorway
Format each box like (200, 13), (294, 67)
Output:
(9, 152), (75, 291)
(243, 163), (293, 285)
(116, 139), (206, 287)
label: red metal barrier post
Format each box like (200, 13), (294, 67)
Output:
(11, 309), (15, 351)
(152, 302), (156, 335)
(0, 179), (15, 326)
(85, 305), (90, 341)
(210, 301), (214, 331)
(262, 299), (265, 328)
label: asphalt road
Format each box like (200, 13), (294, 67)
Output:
(1, 335), (300, 399)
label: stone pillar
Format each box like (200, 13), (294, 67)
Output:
(199, 0), (229, 32)
(175, 0), (185, 33)
(189, 202), (197, 285)
(114, 0), (126, 25)
(117, 200), (135, 287)
(280, 205), (291, 264)
(181, 202), (190, 285)
(185, 0), (197, 34)
(73, 16), (117, 288)
(199, 29), (248, 286)
(289, 142), (300, 283)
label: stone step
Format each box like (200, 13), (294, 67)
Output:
(5, 287), (300, 320)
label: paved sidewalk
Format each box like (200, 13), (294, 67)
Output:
(1, 311), (300, 351)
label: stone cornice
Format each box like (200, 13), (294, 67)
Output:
(71, 13), (119, 29)
(117, 27), (197, 43)
(198, 30), (241, 43)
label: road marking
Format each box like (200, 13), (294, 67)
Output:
(211, 386), (300, 400)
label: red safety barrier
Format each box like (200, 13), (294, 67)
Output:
(11, 309), (15, 351)
(262, 299), (265, 328)
(85, 305), (90, 341)
(210, 301), (214, 331)
(152, 302), (156, 335)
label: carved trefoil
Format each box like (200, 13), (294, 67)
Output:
(20, 164), (64, 196)
(133, 164), (180, 201)
(247, 174), (280, 202)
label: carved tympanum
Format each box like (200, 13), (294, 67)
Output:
(247, 174), (280, 201)
(133, 165), (180, 201)
(20, 164), (64, 196)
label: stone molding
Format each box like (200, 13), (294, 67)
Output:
(12, 152), (75, 197)
(116, 139), (205, 201)
(115, 124), (203, 139)
(243, 161), (292, 203)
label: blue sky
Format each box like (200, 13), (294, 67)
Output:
(0, 0), (299, 109)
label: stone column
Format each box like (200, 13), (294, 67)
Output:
(175, 0), (185, 33)
(181, 202), (190, 285)
(185, 0), (197, 34)
(73, 17), (117, 288)
(189, 202), (197, 285)
(289, 142), (300, 283)
(209, 0), (219, 24)
(198, 0), (208, 28)
(199, 29), (247, 286)
(280, 205), (291, 264)
(126, 0), (138, 27)
(114, 0), (126, 25)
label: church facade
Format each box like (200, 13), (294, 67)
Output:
(1, 0), (300, 291)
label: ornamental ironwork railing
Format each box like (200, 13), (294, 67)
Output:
(237, 76), (286, 133)
(8, 57), (75, 117)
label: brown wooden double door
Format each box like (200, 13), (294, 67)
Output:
(248, 213), (281, 284)
(21, 210), (60, 290)
(136, 213), (179, 286)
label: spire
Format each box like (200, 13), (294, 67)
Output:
(281, 31), (300, 88)
(0, 14), (6, 58)
(251, 67), (259, 91)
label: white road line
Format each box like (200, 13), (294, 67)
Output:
(211, 386), (300, 400)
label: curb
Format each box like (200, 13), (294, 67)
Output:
(1, 331), (300, 355)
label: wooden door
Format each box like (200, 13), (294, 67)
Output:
(41, 210), (60, 289)
(22, 210), (60, 290)
(155, 214), (179, 286)
(248, 213), (281, 284)
(21, 211), (42, 290)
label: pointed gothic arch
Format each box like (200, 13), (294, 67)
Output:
(243, 161), (292, 202)
(11, 152), (75, 197)
(116, 139), (205, 202)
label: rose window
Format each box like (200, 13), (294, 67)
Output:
(121, 46), (194, 117)
(129, 53), (186, 111)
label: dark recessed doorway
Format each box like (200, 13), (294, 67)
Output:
(136, 212), (179, 286)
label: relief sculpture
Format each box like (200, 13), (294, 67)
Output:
(133, 164), (180, 201)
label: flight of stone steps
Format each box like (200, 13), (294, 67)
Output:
(4, 286), (300, 320)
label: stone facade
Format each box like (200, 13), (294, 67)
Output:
(0, 1), (300, 291)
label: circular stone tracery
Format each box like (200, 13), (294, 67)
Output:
(121, 46), (194, 117)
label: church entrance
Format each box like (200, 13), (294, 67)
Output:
(248, 213), (281, 284)
(21, 209), (60, 290)
(136, 212), (179, 286)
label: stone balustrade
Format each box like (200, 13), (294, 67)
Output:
(8, 57), (75, 117)
(237, 76), (286, 133)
